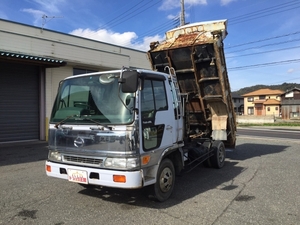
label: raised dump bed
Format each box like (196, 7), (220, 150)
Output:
(148, 20), (236, 147)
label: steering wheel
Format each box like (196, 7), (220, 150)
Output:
(74, 102), (90, 109)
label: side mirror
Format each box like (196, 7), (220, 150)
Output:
(119, 71), (138, 93)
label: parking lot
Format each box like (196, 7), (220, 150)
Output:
(0, 136), (299, 225)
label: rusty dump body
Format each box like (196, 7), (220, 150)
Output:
(148, 20), (236, 147)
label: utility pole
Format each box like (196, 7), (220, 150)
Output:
(180, 0), (185, 26)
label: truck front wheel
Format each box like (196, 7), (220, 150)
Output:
(152, 158), (175, 202)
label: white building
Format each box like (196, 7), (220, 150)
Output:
(0, 19), (151, 143)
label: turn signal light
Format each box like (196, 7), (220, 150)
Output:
(46, 165), (51, 172)
(113, 175), (126, 183)
(141, 155), (150, 165)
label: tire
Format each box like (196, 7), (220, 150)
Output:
(152, 158), (175, 202)
(202, 141), (212, 168)
(203, 158), (212, 168)
(210, 141), (226, 169)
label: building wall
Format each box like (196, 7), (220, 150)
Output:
(0, 19), (152, 142)
(243, 97), (255, 115)
(281, 90), (300, 119)
(232, 97), (244, 113)
(281, 105), (300, 119)
(0, 19), (150, 70)
(265, 105), (280, 116)
(243, 95), (281, 116)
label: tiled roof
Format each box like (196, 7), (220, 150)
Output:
(263, 99), (281, 105)
(281, 87), (300, 95)
(253, 99), (265, 104)
(242, 88), (284, 97)
(231, 93), (243, 98)
(0, 51), (66, 67)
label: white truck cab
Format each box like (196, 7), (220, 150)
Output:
(46, 69), (186, 201)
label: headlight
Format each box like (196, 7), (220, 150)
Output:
(48, 151), (62, 161)
(104, 157), (139, 169)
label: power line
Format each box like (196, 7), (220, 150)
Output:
(98, 0), (147, 29)
(226, 30), (300, 49)
(229, 0), (300, 25)
(134, 0), (300, 51)
(136, 17), (179, 38)
(119, 17), (179, 48)
(226, 45), (300, 58)
(100, 0), (162, 30)
(229, 0), (299, 21)
(226, 38), (300, 54)
(228, 59), (300, 71)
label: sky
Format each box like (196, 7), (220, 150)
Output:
(0, 0), (300, 92)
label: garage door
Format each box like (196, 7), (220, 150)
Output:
(0, 62), (39, 142)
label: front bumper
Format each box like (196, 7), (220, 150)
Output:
(45, 161), (143, 189)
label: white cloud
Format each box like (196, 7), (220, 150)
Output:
(32, 0), (66, 14)
(22, 0), (66, 26)
(221, 0), (237, 6)
(0, 10), (8, 19)
(69, 28), (164, 51)
(159, 0), (207, 11)
(22, 8), (45, 26)
(130, 35), (165, 51)
(70, 28), (137, 45)
(167, 14), (179, 20)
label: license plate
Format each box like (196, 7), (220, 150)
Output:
(67, 169), (88, 184)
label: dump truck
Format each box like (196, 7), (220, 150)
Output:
(46, 19), (236, 202)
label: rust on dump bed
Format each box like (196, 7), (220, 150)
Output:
(148, 20), (236, 148)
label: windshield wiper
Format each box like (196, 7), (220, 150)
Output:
(54, 114), (79, 129)
(54, 114), (111, 130)
(80, 116), (111, 130)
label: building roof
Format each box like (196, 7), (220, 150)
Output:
(263, 99), (281, 105)
(231, 93), (243, 98)
(242, 88), (284, 97)
(281, 87), (300, 95)
(253, 99), (265, 104)
(0, 51), (66, 67)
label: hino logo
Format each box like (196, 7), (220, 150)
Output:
(74, 137), (84, 147)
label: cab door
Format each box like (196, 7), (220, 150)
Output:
(140, 78), (179, 151)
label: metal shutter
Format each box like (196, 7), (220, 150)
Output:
(0, 62), (39, 142)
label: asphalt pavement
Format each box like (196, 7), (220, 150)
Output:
(0, 130), (299, 225)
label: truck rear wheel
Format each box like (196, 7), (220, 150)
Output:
(210, 141), (226, 169)
(152, 158), (175, 202)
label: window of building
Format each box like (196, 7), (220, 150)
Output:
(275, 107), (278, 111)
(290, 112), (300, 118)
(267, 107), (270, 111)
(259, 95), (266, 100)
(247, 97), (254, 102)
(248, 107), (254, 115)
(73, 68), (97, 75)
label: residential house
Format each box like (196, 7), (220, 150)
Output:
(280, 87), (300, 120)
(231, 93), (244, 114)
(242, 89), (284, 116)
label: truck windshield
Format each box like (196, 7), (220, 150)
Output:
(50, 72), (135, 125)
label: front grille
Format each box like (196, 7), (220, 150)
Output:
(63, 155), (103, 166)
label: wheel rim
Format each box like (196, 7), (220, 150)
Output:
(159, 167), (173, 193)
(218, 146), (225, 163)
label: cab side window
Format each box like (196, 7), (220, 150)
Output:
(141, 79), (167, 150)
